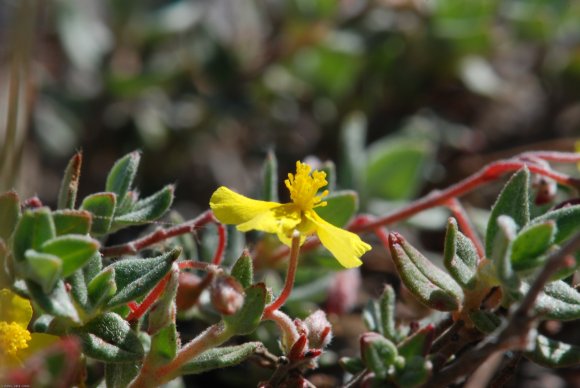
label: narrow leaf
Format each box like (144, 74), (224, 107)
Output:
(112, 185), (174, 227)
(469, 310), (501, 333)
(530, 204), (580, 244)
(87, 267), (117, 309)
(261, 150), (278, 202)
(493, 216), (519, 292)
(41, 235), (100, 277)
(105, 362), (141, 388)
(57, 151), (82, 209)
(147, 265), (179, 335)
(75, 312), (144, 362)
(380, 285), (402, 343)
(180, 342), (263, 375)
(106, 151), (141, 206)
(395, 356), (432, 387)
(27, 280), (79, 322)
(53, 210), (92, 235)
(106, 248), (180, 308)
(388, 232), (464, 311)
(223, 283), (266, 335)
(486, 168), (530, 257)
(511, 221), (556, 271)
(361, 333), (398, 380)
(443, 218), (479, 289)
(0, 191), (20, 240)
(68, 253), (102, 312)
(339, 111), (367, 190)
(148, 323), (178, 366)
(230, 250), (253, 289)
(397, 324), (435, 358)
(528, 280), (580, 320)
(81, 192), (116, 235)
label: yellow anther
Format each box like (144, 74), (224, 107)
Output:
(284, 162), (328, 211)
(0, 321), (31, 356)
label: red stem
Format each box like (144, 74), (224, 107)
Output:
(264, 232), (301, 314)
(445, 198), (485, 259)
(126, 272), (171, 322)
(212, 222), (226, 265)
(101, 210), (214, 257)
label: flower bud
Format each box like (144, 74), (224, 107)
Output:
(176, 272), (202, 311)
(210, 275), (245, 315)
(325, 268), (361, 315)
(304, 310), (332, 349)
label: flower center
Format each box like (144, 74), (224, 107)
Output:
(285, 162), (329, 211)
(0, 321), (31, 356)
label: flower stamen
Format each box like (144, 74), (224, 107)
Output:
(285, 162), (329, 211)
(0, 321), (31, 357)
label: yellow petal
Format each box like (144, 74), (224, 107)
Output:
(210, 186), (280, 225)
(0, 289), (32, 328)
(17, 333), (60, 361)
(238, 203), (302, 237)
(306, 212), (371, 268)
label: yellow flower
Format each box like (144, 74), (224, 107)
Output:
(0, 289), (58, 369)
(210, 161), (371, 268)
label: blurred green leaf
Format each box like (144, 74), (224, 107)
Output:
(0, 191), (20, 240)
(261, 150), (278, 202)
(361, 333), (398, 380)
(493, 216), (520, 293)
(469, 310), (501, 334)
(394, 355), (432, 388)
(339, 356), (365, 375)
(443, 217), (479, 289)
(530, 205), (580, 245)
(486, 168), (530, 258)
(81, 192), (116, 235)
(75, 312), (144, 362)
(531, 280), (580, 320)
(68, 253), (102, 312)
(397, 325), (435, 359)
(314, 190), (358, 227)
(105, 362), (141, 388)
(23, 250), (62, 293)
(339, 112), (367, 191)
(27, 280), (79, 322)
(365, 137), (432, 200)
(106, 248), (180, 308)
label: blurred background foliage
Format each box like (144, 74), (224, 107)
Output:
(2, 0), (580, 210)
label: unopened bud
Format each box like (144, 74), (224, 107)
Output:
(210, 276), (245, 315)
(304, 310), (332, 349)
(533, 176), (557, 205)
(176, 272), (202, 311)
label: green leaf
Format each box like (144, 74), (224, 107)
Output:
(314, 190), (358, 227)
(106, 248), (181, 308)
(530, 205), (580, 244)
(0, 191), (20, 240)
(112, 185), (174, 227)
(339, 356), (365, 375)
(148, 323), (178, 366)
(380, 285), (402, 343)
(524, 334), (580, 368)
(106, 151), (141, 207)
(511, 221), (556, 271)
(57, 151), (82, 209)
(397, 324), (435, 359)
(469, 310), (501, 333)
(53, 210), (92, 235)
(81, 192), (116, 235)
(68, 253), (102, 312)
(230, 250), (253, 289)
(486, 168), (530, 257)
(443, 218), (479, 289)
(261, 150), (278, 202)
(493, 216), (520, 292)
(394, 355), (432, 388)
(13, 208), (56, 262)
(0, 240), (12, 288)
(361, 333), (398, 380)
(531, 280), (580, 320)
(41, 235), (100, 277)
(105, 362), (141, 388)
(223, 283), (266, 335)
(388, 232), (464, 311)
(87, 267), (117, 309)
(339, 111), (367, 190)
(180, 342), (263, 375)
(23, 250), (62, 293)
(365, 137), (432, 200)
(74, 312), (144, 362)
(27, 280), (79, 322)
(320, 160), (337, 191)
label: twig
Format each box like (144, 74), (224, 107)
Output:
(264, 232), (301, 314)
(488, 352), (521, 388)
